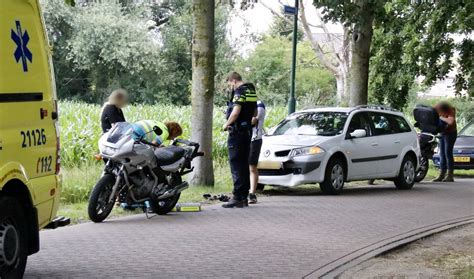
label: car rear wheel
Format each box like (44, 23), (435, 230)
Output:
(0, 197), (28, 279)
(320, 158), (345, 195)
(394, 155), (416, 190)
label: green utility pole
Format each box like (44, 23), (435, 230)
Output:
(288, 0), (298, 115)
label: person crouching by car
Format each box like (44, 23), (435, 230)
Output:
(433, 101), (457, 182)
(101, 89), (128, 133)
(248, 100), (266, 204)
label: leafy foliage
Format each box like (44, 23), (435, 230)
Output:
(269, 15), (304, 42)
(41, 0), (236, 104)
(370, 0), (473, 109)
(237, 36), (336, 108)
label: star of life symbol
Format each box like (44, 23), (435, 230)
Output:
(11, 20), (33, 72)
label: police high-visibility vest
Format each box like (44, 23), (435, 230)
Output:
(133, 120), (169, 145)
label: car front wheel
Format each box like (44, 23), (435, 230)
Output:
(394, 155), (416, 190)
(320, 158), (345, 195)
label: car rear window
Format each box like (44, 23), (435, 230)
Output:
(369, 113), (411, 135)
(459, 122), (474, 137)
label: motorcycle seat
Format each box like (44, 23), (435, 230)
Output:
(155, 146), (186, 166)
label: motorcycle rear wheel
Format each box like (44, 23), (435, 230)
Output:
(415, 156), (429, 183)
(150, 193), (181, 215)
(88, 174), (116, 223)
(150, 175), (182, 215)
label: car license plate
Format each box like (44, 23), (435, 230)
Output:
(454, 156), (470, 163)
(258, 161), (281, 169)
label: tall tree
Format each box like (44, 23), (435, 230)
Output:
(300, 0), (351, 105)
(260, 0), (351, 105)
(190, 0), (215, 186)
(346, 0), (375, 106)
(313, 0), (384, 106)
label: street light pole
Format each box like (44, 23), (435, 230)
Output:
(288, 0), (298, 115)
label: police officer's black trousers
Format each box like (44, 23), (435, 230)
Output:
(228, 128), (252, 201)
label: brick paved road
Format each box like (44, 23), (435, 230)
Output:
(25, 180), (473, 278)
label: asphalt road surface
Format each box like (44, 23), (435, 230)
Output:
(25, 179), (474, 278)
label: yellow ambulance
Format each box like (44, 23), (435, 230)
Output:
(0, 0), (68, 277)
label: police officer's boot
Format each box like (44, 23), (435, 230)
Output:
(222, 198), (244, 208)
(432, 169), (446, 182)
(442, 170), (454, 182)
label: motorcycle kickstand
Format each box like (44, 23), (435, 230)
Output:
(144, 201), (156, 219)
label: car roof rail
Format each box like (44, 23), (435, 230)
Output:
(351, 104), (400, 113)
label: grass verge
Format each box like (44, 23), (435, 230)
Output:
(58, 162), (235, 224)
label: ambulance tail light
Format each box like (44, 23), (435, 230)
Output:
(54, 100), (61, 174)
(55, 137), (61, 174)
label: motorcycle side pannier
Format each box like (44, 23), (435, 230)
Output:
(413, 104), (441, 134)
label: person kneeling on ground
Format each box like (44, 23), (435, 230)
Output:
(132, 120), (183, 146)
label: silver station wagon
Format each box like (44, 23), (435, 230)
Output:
(258, 106), (421, 194)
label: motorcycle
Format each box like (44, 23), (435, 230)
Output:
(414, 132), (438, 182)
(413, 104), (445, 183)
(88, 122), (203, 223)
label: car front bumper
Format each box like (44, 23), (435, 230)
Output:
(258, 159), (323, 187)
(432, 154), (474, 170)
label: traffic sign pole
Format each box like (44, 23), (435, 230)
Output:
(288, 0), (298, 115)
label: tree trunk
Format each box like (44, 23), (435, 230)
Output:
(190, 0), (215, 186)
(349, 0), (374, 107)
(336, 64), (350, 106)
(335, 74), (344, 105)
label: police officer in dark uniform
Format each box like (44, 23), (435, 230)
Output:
(222, 72), (258, 208)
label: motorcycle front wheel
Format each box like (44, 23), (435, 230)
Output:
(415, 156), (429, 182)
(88, 174), (116, 223)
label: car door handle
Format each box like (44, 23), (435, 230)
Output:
(371, 142), (378, 146)
(394, 140), (401, 144)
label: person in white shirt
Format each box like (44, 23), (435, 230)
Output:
(248, 100), (266, 204)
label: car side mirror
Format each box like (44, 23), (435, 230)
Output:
(153, 126), (163, 136)
(349, 129), (366, 139)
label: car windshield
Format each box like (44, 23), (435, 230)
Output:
(459, 122), (474, 137)
(270, 112), (348, 136)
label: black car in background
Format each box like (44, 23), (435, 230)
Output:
(433, 120), (474, 170)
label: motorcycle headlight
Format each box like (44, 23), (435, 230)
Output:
(290, 146), (324, 157)
(101, 146), (117, 156)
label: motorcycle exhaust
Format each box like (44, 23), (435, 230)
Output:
(156, 181), (189, 201)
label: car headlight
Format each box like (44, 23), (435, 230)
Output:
(290, 146), (324, 157)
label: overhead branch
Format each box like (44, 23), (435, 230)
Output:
(298, 0), (339, 74)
